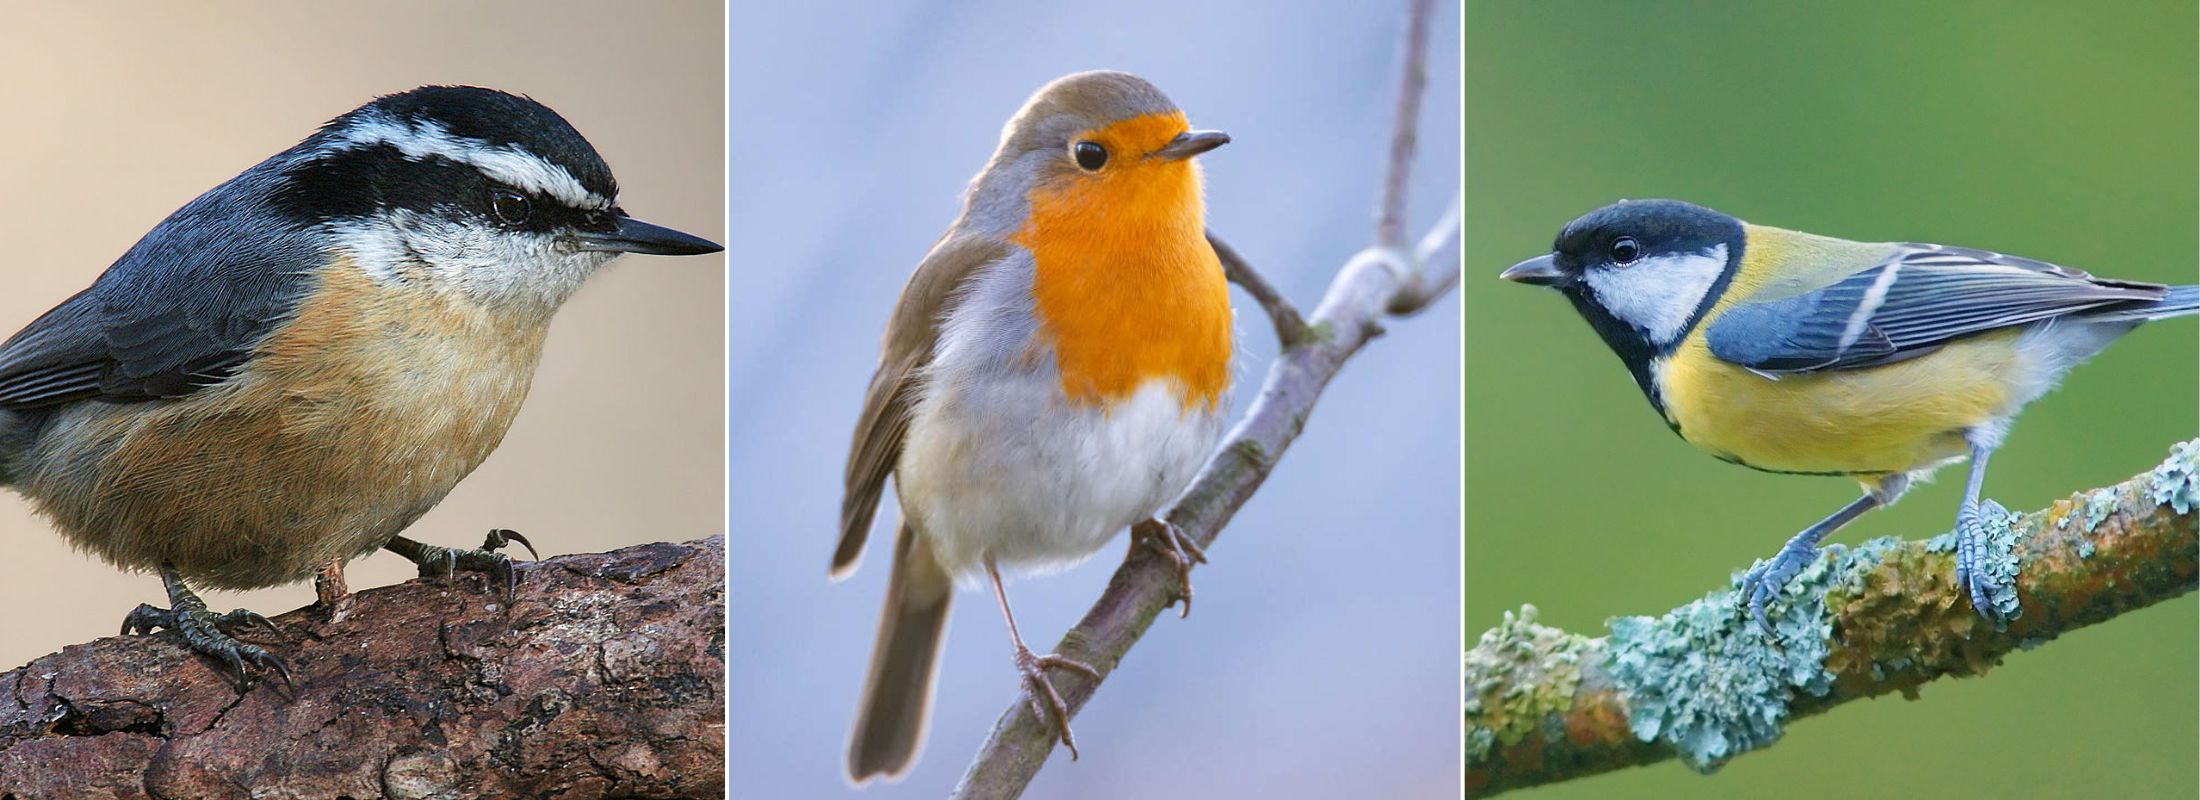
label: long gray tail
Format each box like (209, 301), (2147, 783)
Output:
(2090, 284), (2199, 323)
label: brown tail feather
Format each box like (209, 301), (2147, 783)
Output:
(847, 524), (952, 784)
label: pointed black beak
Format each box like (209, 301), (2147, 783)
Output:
(576, 215), (724, 256)
(1500, 254), (1567, 287)
(1150, 129), (1231, 161)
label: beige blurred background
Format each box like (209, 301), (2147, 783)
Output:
(0, 2), (724, 670)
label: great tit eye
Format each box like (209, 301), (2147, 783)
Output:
(1609, 237), (1641, 265)
(1073, 141), (1108, 171)
(491, 190), (532, 224)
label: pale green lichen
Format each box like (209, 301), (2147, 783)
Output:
(2149, 440), (2198, 515)
(1603, 538), (1897, 773)
(1974, 499), (2026, 625)
(1464, 605), (1590, 761)
(2081, 489), (2119, 532)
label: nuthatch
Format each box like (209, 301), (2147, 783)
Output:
(0, 86), (721, 686)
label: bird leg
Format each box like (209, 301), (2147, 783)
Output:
(1953, 444), (2016, 627)
(1739, 487), (1886, 638)
(314, 559), (353, 622)
(383, 528), (539, 601)
(120, 562), (291, 691)
(1131, 517), (1206, 618)
(987, 559), (1099, 760)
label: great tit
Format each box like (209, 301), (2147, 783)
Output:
(1501, 198), (2197, 630)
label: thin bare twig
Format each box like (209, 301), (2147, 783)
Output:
(1212, 231), (1310, 348)
(950, 2), (1458, 796)
(1464, 442), (2200, 796)
(1376, 0), (1435, 247)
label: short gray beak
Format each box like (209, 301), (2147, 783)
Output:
(1500, 254), (1567, 287)
(1150, 129), (1231, 161)
(576, 215), (724, 256)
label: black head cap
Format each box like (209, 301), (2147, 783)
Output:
(1548, 199), (1742, 279)
(345, 86), (619, 202)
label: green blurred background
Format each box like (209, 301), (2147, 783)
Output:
(1465, 1), (2198, 797)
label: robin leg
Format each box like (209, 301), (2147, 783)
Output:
(1738, 476), (1899, 638)
(1953, 443), (2017, 628)
(1130, 518), (1206, 618)
(987, 559), (1099, 760)
(383, 529), (540, 601)
(120, 562), (291, 691)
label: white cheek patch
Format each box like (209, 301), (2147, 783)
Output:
(1583, 244), (1728, 345)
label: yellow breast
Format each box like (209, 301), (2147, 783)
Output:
(1656, 331), (2019, 475)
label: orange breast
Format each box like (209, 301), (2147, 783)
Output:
(1012, 130), (1232, 411)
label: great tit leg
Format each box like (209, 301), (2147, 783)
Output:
(987, 559), (1099, 761)
(383, 531), (536, 602)
(120, 563), (292, 692)
(1954, 444), (2013, 627)
(1740, 490), (1884, 637)
(1131, 518), (1206, 619)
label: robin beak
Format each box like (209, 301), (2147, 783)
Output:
(576, 213), (725, 256)
(1150, 130), (1231, 161)
(1500, 254), (1569, 287)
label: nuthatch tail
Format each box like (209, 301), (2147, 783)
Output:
(0, 86), (722, 687)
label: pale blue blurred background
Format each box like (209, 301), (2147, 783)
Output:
(729, 2), (1462, 797)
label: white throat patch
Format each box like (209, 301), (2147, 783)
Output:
(1583, 244), (1728, 345)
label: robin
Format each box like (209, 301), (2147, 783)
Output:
(834, 70), (1234, 782)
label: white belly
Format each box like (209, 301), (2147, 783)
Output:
(898, 376), (1224, 583)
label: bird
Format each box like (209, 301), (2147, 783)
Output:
(1500, 198), (2196, 632)
(834, 70), (1234, 783)
(0, 85), (722, 688)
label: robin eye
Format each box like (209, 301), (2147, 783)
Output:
(1073, 141), (1108, 171)
(491, 190), (532, 224)
(1609, 237), (1641, 265)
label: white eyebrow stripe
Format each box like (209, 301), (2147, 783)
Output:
(1838, 260), (1902, 352)
(328, 115), (610, 210)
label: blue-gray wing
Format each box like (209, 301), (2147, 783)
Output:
(0, 165), (323, 410)
(1706, 245), (2168, 373)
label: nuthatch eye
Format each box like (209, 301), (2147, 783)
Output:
(0, 85), (722, 689)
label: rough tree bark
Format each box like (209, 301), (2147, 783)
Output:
(949, 0), (1462, 796)
(0, 536), (726, 800)
(1464, 442), (2199, 797)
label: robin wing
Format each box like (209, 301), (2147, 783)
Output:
(1705, 244), (2167, 374)
(833, 233), (1009, 577)
(0, 177), (321, 410)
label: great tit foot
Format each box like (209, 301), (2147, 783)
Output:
(384, 530), (539, 601)
(1955, 499), (2015, 628)
(121, 599), (291, 691)
(1739, 539), (1819, 638)
(1131, 518), (1206, 618)
(1013, 645), (1100, 761)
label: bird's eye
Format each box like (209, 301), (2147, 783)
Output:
(1073, 141), (1108, 171)
(1609, 237), (1641, 265)
(491, 190), (532, 224)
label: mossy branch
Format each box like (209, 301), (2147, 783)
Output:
(1464, 441), (2200, 797)
(949, 1), (1458, 796)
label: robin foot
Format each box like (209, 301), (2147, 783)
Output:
(1132, 518), (1206, 618)
(121, 562), (291, 691)
(986, 559), (1100, 759)
(384, 528), (539, 601)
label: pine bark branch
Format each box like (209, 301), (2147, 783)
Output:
(950, 1), (1457, 796)
(1464, 443), (2200, 797)
(0, 536), (727, 800)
